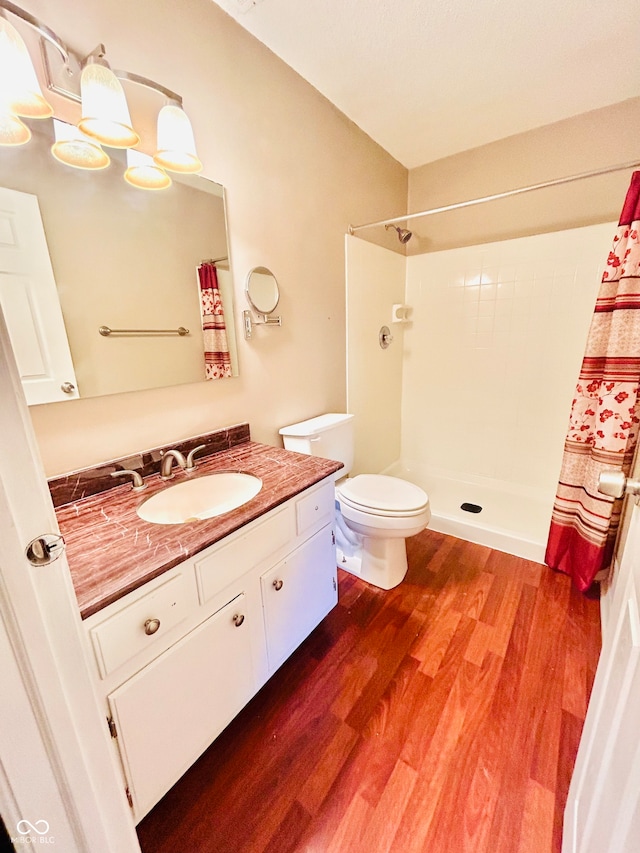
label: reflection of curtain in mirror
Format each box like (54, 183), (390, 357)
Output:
(198, 262), (232, 379)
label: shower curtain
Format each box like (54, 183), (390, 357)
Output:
(198, 261), (232, 379)
(545, 172), (640, 591)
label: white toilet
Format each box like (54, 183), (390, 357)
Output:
(279, 413), (430, 590)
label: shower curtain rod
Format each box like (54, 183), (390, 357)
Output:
(348, 159), (640, 234)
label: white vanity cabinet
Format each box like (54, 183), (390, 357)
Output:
(108, 593), (255, 818)
(82, 477), (337, 821)
(262, 527), (337, 670)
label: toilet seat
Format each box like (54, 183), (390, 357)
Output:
(337, 474), (429, 518)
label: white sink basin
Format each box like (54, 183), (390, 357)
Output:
(137, 473), (263, 525)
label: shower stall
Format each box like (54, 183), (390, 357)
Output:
(345, 221), (616, 562)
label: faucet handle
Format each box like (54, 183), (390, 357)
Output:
(186, 444), (207, 472)
(110, 469), (146, 492)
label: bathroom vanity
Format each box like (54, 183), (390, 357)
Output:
(51, 425), (342, 821)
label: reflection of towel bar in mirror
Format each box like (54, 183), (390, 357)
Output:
(99, 326), (190, 337)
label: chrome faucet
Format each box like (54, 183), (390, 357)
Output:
(160, 444), (207, 479)
(160, 449), (188, 479)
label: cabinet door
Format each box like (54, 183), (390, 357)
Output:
(108, 593), (254, 820)
(261, 525), (337, 671)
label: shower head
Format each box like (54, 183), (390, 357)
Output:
(385, 223), (412, 243)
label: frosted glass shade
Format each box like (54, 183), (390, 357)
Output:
(154, 105), (202, 173)
(78, 62), (139, 148)
(0, 18), (53, 119)
(0, 111), (30, 146)
(124, 149), (171, 190)
(51, 119), (110, 170)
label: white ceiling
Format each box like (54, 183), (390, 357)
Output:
(211, 0), (640, 169)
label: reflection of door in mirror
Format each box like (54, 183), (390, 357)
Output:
(0, 187), (79, 405)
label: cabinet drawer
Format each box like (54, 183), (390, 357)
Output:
(89, 573), (192, 678)
(196, 503), (295, 605)
(296, 481), (334, 537)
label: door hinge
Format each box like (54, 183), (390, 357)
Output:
(333, 577), (337, 591)
(107, 716), (118, 738)
(125, 787), (133, 808)
(332, 530), (336, 545)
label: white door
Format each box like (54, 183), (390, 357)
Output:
(0, 186), (79, 404)
(563, 501), (640, 853)
(0, 306), (139, 851)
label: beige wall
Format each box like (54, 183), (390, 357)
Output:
(406, 98), (640, 253)
(16, 0), (407, 475)
(345, 236), (405, 475)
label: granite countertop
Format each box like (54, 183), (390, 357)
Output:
(56, 442), (342, 620)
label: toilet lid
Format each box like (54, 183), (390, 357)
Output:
(337, 474), (429, 514)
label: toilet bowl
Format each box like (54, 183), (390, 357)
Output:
(279, 414), (430, 590)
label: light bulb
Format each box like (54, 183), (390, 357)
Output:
(51, 119), (110, 170)
(124, 149), (171, 190)
(78, 61), (139, 148)
(154, 104), (202, 173)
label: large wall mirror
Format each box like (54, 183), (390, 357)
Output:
(0, 123), (238, 405)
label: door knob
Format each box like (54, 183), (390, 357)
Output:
(597, 470), (640, 499)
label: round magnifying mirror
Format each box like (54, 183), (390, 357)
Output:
(245, 266), (280, 315)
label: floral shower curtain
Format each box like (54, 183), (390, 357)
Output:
(545, 172), (640, 591)
(198, 261), (232, 379)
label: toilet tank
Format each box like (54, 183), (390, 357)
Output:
(279, 413), (354, 475)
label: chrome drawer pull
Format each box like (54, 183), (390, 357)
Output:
(232, 613), (245, 627)
(273, 579), (284, 591)
(144, 618), (161, 635)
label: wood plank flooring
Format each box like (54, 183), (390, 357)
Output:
(137, 529), (601, 853)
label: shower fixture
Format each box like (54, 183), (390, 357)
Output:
(385, 224), (412, 243)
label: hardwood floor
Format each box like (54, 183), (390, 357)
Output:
(137, 529), (601, 853)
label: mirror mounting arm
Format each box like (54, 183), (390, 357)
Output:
(243, 310), (282, 340)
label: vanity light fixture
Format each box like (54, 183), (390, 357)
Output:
(0, 0), (202, 184)
(0, 12), (52, 146)
(78, 48), (139, 149)
(124, 149), (172, 191)
(51, 118), (110, 170)
(0, 14), (52, 120)
(0, 109), (30, 145)
(154, 103), (202, 174)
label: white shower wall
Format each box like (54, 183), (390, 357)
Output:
(346, 222), (619, 562)
(397, 222), (615, 559)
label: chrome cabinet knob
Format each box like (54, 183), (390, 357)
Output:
(273, 579), (284, 591)
(144, 618), (161, 635)
(232, 613), (245, 627)
(61, 382), (76, 394)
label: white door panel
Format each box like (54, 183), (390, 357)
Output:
(0, 186), (78, 404)
(564, 502), (640, 852)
